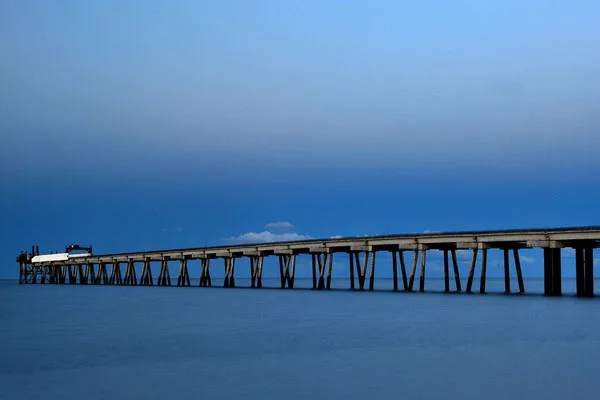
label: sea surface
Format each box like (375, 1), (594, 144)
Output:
(2, 278), (600, 400)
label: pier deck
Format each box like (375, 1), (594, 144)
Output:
(16, 226), (600, 297)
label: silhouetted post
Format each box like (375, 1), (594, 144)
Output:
(290, 254), (297, 289)
(348, 252), (355, 289)
(326, 253), (333, 289)
(466, 249), (478, 293)
(392, 251), (398, 291)
(479, 249), (487, 294)
(576, 248), (585, 296)
(443, 250), (450, 292)
(513, 249), (524, 293)
(311, 254), (317, 289)
(419, 249), (427, 292)
(399, 251), (408, 290)
(584, 247), (594, 297)
(451, 249), (461, 292)
(503, 249), (511, 293)
(369, 251), (376, 291)
(408, 250), (418, 291)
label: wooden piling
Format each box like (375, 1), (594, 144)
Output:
(369, 251), (376, 291)
(451, 250), (461, 292)
(229, 257), (236, 287)
(503, 249), (511, 293)
(466, 249), (478, 293)
(96, 263), (108, 284)
(279, 256), (286, 289)
(68, 265), (77, 284)
(199, 258), (211, 287)
(399, 251), (408, 290)
(354, 253), (361, 289)
(157, 258), (170, 286)
(392, 251), (398, 291)
(443, 250), (450, 292)
(584, 247), (593, 297)
(311, 254), (317, 289)
(124, 260), (137, 286)
(317, 254), (327, 289)
(408, 250), (418, 291)
(513, 249), (525, 293)
(177, 258), (190, 287)
(85, 263), (95, 285)
(544, 248), (562, 296)
(223, 257), (235, 288)
(479, 249), (487, 294)
(78, 265), (86, 284)
(279, 255), (293, 289)
(355, 251), (370, 290)
(60, 265), (67, 284)
(326, 253), (333, 289)
(419, 249), (427, 292)
(250, 256), (256, 288)
(349, 252), (355, 289)
(552, 248), (562, 296)
(49, 265), (57, 284)
(576, 248), (584, 296)
(110, 262), (122, 285)
(256, 256), (263, 288)
(289, 254), (297, 288)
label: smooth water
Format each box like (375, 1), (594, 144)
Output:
(2, 279), (600, 400)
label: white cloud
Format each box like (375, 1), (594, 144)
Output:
(520, 255), (535, 264)
(330, 235), (343, 239)
(423, 229), (440, 234)
(264, 221), (294, 231)
(226, 231), (312, 244)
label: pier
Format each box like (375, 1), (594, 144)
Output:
(16, 226), (600, 297)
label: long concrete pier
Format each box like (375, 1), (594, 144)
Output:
(16, 226), (600, 297)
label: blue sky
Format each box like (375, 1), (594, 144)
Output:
(2, 1), (600, 280)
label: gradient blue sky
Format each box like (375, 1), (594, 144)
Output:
(2, 1), (600, 279)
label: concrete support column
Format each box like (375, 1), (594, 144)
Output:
(419, 249), (427, 293)
(576, 247), (594, 297)
(392, 251), (398, 291)
(325, 253), (333, 290)
(466, 249), (478, 293)
(408, 250), (418, 292)
(223, 257), (235, 288)
(349, 253), (355, 290)
(451, 250), (461, 292)
(543, 248), (562, 296)
(369, 251), (376, 291)
(513, 249), (525, 293)
(479, 249), (487, 294)
(584, 248), (594, 297)
(503, 249), (511, 293)
(576, 248), (585, 296)
(443, 250), (450, 292)
(311, 254), (317, 289)
(290, 255), (297, 289)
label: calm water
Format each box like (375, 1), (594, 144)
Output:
(2, 278), (600, 400)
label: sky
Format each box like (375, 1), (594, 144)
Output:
(1, 0), (600, 280)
